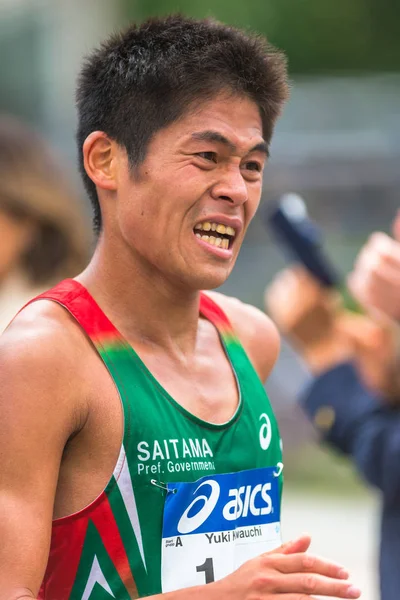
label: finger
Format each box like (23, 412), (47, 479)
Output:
(264, 596), (319, 600)
(347, 271), (384, 316)
(268, 596), (320, 600)
(348, 267), (400, 320)
(290, 264), (317, 285)
(354, 233), (400, 273)
(265, 272), (327, 320)
(265, 278), (289, 310)
(270, 534), (312, 555)
(269, 552), (349, 580)
(286, 266), (323, 294)
(264, 596), (342, 600)
(270, 267), (316, 296)
(360, 259), (400, 289)
(266, 573), (361, 598)
(267, 596), (319, 600)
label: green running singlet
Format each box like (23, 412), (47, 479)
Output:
(30, 279), (283, 599)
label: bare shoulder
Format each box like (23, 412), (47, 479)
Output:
(0, 300), (90, 437)
(0, 301), (93, 595)
(205, 291), (281, 382)
(1, 298), (87, 373)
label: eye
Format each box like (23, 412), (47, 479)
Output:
(196, 151), (217, 163)
(243, 161), (263, 172)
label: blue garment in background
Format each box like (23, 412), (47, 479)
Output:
(302, 362), (400, 600)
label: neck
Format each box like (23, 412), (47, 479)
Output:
(78, 235), (202, 354)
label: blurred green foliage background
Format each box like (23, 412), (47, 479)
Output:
(121, 0), (400, 73)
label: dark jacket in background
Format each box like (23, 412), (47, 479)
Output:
(302, 362), (400, 600)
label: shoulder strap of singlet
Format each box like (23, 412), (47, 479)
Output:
(199, 292), (235, 334)
(23, 280), (234, 342)
(25, 278), (121, 342)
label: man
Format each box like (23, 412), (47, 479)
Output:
(0, 16), (360, 600)
(266, 214), (400, 600)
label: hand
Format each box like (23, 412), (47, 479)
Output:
(265, 267), (352, 373)
(347, 212), (400, 322)
(214, 534), (361, 599)
(336, 311), (400, 401)
(266, 266), (400, 399)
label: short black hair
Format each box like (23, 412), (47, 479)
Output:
(76, 14), (289, 233)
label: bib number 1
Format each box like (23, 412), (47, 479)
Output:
(196, 558), (215, 584)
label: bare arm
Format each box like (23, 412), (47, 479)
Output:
(206, 291), (280, 383)
(0, 309), (85, 600)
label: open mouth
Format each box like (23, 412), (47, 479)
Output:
(193, 221), (236, 250)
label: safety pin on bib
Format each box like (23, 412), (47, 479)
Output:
(150, 479), (177, 494)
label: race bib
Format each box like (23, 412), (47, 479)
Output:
(161, 466), (281, 592)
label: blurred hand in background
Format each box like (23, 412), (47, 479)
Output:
(265, 251), (400, 401)
(265, 267), (350, 373)
(347, 212), (400, 322)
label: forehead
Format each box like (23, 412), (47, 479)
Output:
(160, 94), (264, 152)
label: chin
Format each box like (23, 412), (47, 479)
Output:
(184, 266), (233, 292)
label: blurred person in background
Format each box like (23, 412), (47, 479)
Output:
(266, 212), (400, 600)
(0, 115), (91, 331)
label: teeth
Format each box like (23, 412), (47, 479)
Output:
(195, 233), (230, 250)
(194, 222), (236, 236)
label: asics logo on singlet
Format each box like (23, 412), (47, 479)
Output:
(259, 413), (272, 450)
(176, 479), (273, 534)
(222, 482), (272, 521)
(177, 480), (220, 534)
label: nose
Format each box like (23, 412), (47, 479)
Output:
(210, 166), (248, 206)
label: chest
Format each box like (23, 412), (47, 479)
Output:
(56, 322), (282, 520)
(132, 320), (240, 424)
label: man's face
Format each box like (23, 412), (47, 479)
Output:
(115, 93), (267, 290)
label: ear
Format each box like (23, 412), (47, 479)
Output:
(82, 131), (119, 193)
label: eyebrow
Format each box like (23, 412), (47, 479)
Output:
(190, 130), (269, 158)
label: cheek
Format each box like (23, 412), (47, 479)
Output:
(118, 194), (174, 259)
(157, 163), (207, 198)
(246, 184), (262, 219)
